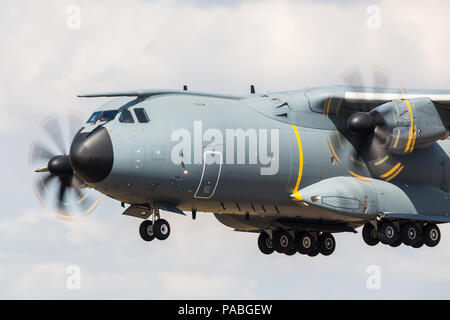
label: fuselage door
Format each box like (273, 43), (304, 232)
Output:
(194, 150), (222, 199)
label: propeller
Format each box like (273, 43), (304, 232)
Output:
(30, 113), (100, 218)
(325, 65), (408, 180)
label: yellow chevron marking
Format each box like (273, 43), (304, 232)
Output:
(404, 100), (414, 153)
(380, 162), (401, 179)
(385, 164), (405, 182)
(374, 155), (389, 166)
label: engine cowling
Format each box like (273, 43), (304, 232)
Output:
(371, 97), (448, 155)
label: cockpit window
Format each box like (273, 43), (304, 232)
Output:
(87, 111), (101, 124)
(99, 110), (118, 122)
(119, 110), (134, 123)
(134, 108), (150, 123)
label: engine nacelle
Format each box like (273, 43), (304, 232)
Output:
(294, 176), (450, 219)
(371, 97), (448, 155)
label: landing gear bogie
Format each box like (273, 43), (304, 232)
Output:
(258, 229), (337, 257)
(362, 219), (443, 250)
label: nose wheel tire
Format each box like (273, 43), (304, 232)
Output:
(153, 219), (171, 240)
(400, 223), (420, 246)
(139, 220), (155, 242)
(362, 222), (379, 246)
(257, 232), (275, 255)
(423, 223), (440, 247)
(273, 230), (293, 253)
(318, 232), (336, 256)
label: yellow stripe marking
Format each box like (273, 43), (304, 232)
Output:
(84, 199), (100, 215)
(291, 192), (302, 201)
(393, 128), (401, 149)
(403, 100), (414, 153)
(291, 125), (304, 194)
(385, 165), (405, 182)
(327, 136), (341, 164)
(374, 155), (389, 166)
(410, 125), (417, 153)
(348, 170), (370, 180)
(336, 133), (344, 148)
(380, 162), (401, 179)
(324, 95), (333, 119)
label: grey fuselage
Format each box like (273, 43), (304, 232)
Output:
(80, 87), (450, 231)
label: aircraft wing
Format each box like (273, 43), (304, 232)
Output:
(77, 89), (244, 100)
(382, 213), (450, 224)
(306, 86), (450, 130)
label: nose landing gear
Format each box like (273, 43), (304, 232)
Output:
(138, 207), (171, 242)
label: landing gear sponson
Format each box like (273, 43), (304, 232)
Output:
(258, 229), (336, 257)
(139, 207), (171, 242)
(362, 220), (441, 248)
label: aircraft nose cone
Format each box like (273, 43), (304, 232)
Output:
(69, 126), (114, 183)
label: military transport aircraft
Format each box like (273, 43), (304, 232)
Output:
(31, 85), (450, 257)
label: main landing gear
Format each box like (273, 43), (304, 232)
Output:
(257, 229), (336, 257)
(139, 208), (171, 242)
(362, 221), (441, 248)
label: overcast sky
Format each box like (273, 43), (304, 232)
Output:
(1, 0), (450, 299)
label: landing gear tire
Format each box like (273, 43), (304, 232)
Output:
(400, 223), (420, 246)
(412, 236), (424, 248)
(362, 222), (379, 246)
(307, 246), (319, 257)
(257, 232), (275, 255)
(139, 220), (155, 242)
(296, 232), (315, 255)
(318, 232), (336, 256)
(153, 219), (170, 240)
(378, 221), (398, 245)
(273, 230), (293, 254)
(389, 237), (402, 247)
(423, 223), (440, 247)
(285, 245), (297, 256)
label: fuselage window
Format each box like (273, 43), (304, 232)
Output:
(99, 110), (118, 122)
(134, 108), (150, 123)
(119, 110), (135, 123)
(87, 111), (101, 124)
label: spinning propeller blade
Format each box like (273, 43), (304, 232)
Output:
(30, 113), (100, 217)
